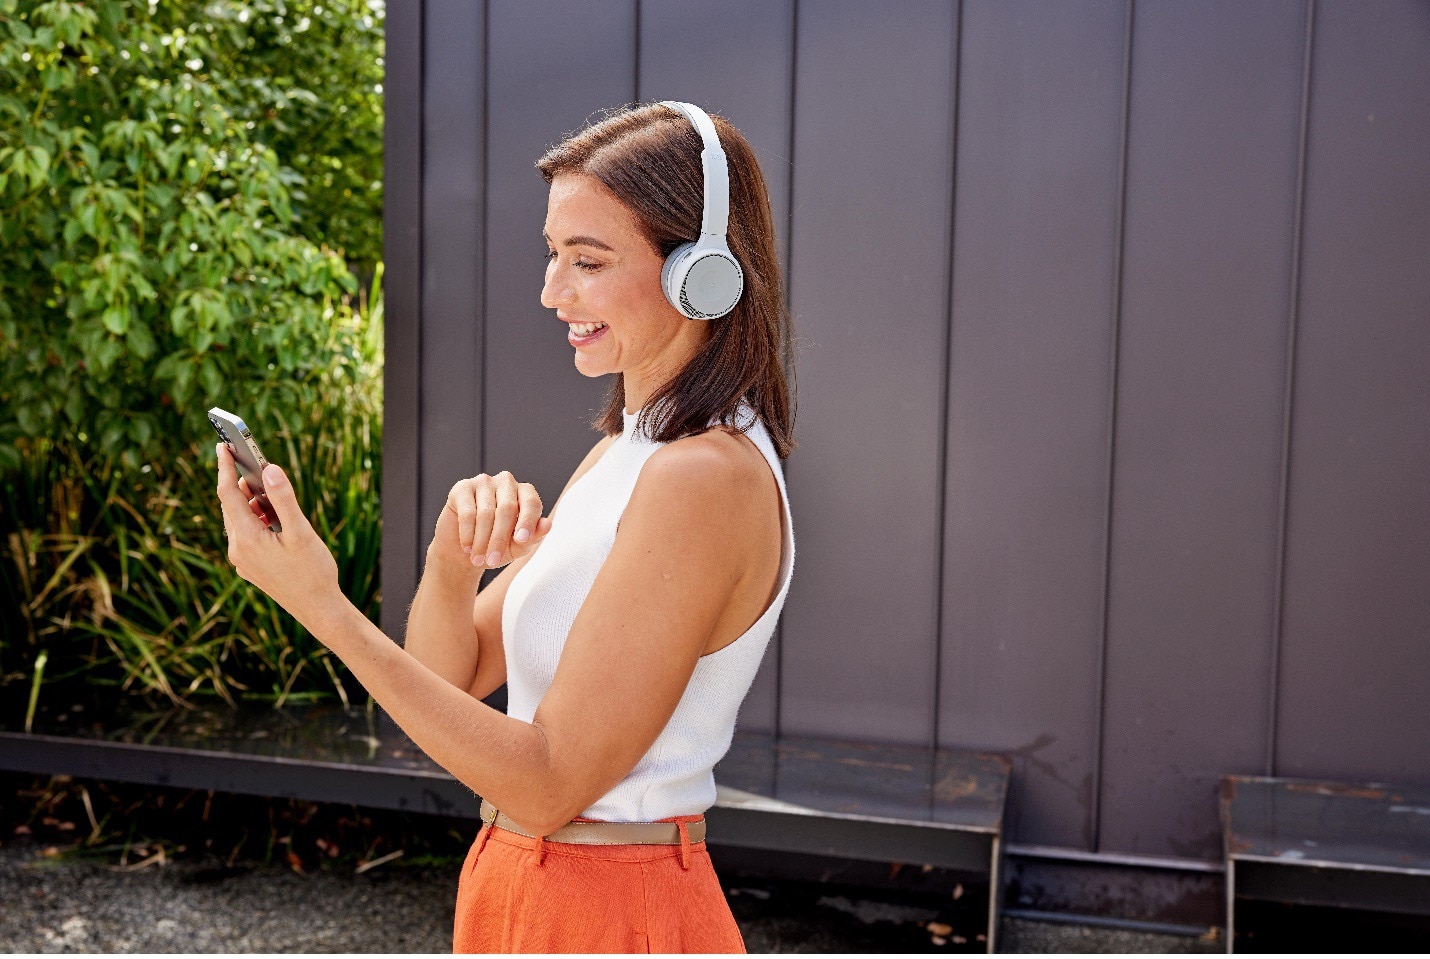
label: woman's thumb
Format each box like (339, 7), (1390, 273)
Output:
(261, 463), (301, 530)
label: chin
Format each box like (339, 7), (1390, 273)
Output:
(573, 356), (613, 378)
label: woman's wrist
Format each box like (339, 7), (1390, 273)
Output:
(423, 544), (485, 594)
(302, 590), (363, 654)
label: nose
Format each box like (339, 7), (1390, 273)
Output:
(540, 260), (573, 310)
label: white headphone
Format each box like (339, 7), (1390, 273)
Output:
(659, 101), (745, 320)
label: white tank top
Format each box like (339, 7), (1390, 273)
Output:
(500, 400), (795, 822)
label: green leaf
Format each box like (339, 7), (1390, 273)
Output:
(16, 404), (43, 436)
(199, 356), (222, 398)
(79, 202), (98, 237)
(131, 416), (154, 448)
(170, 303), (190, 336)
(25, 146), (51, 190)
(101, 304), (130, 335)
(99, 422), (124, 450)
(125, 318), (157, 359)
(63, 388), (85, 425)
(92, 335), (124, 371)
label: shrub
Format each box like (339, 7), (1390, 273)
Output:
(0, 0), (383, 471)
(0, 0), (386, 714)
(0, 271), (383, 719)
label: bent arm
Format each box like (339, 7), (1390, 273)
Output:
(304, 435), (757, 837)
(403, 544), (533, 697)
(309, 598), (557, 828)
(402, 434), (618, 700)
(400, 552), (484, 691)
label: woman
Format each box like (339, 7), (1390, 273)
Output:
(214, 101), (795, 953)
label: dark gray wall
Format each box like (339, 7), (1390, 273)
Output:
(383, 0), (1430, 861)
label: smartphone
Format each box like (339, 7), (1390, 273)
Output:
(207, 407), (283, 533)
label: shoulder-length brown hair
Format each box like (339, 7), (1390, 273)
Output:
(536, 102), (796, 460)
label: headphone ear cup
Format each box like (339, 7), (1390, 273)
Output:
(663, 243), (744, 320)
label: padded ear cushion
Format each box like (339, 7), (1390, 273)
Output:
(661, 242), (697, 313)
(663, 243), (745, 320)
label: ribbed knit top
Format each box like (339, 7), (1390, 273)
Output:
(501, 400), (795, 822)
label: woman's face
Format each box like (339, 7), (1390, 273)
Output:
(540, 174), (707, 396)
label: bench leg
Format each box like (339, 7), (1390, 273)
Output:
(986, 835), (1002, 954)
(1224, 857), (1236, 954)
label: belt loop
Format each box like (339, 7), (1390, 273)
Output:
(535, 834), (547, 867)
(677, 820), (691, 870)
(474, 821), (492, 860)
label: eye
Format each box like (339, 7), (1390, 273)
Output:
(543, 249), (557, 262)
(573, 258), (601, 273)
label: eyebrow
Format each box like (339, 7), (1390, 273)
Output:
(544, 231), (615, 252)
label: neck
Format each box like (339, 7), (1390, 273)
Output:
(622, 324), (709, 413)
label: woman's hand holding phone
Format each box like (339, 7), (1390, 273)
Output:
(214, 442), (342, 636)
(430, 471), (553, 576)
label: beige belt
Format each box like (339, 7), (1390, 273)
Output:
(479, 799), (706, 845)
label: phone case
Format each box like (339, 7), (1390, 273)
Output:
(206, 407), (283, 533)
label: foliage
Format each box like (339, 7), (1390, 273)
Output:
(0, 0), (383, 473)
(208, 0), (385, 274)
(0, 270), (383, 712)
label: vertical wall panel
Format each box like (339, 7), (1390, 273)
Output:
(939, 0), (1126, 850)
(780, 0), (956, 743)
(1276, 0), (1430, 783)
(638, 0), (794, 268)
(380, 0), (423, 640)
(419, 0), (485, 554)
(482, 1), (637, 507)
(1099, 0), (1307, 858)
(638, 0), (795, 733)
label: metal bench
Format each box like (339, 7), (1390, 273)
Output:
(1221, 774), (1430, 952)
(1, 702), (1010, 951)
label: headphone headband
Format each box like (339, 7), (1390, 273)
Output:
(660, 100), (730, 239)
(656, 100), (744, 320)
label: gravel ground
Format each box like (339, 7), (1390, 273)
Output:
(0, 838), (1219, 953)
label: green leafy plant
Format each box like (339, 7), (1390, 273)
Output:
(0, 0), (385, 713)
(0, 0), (383, 472)
(0, 271), (383, 713)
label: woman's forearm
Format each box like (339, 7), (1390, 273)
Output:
(308, 598), (558, 833)
(400, 547), (484, 692)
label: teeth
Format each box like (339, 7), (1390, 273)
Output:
(571, 322), (607, 336)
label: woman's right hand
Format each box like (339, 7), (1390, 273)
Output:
(430, 471), (554, 574)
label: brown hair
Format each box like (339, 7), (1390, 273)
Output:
(536, 102), (796, 459)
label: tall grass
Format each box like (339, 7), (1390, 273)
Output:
(0, 272), (384, 720)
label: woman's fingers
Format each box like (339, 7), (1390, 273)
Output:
(214, 444), (260, 539)
(453, 481), (477, 554)
(482, 473), (520, 567)
(440, 472), (548, 570)
(468, 478), (497, 564)
(512, 483), (544, 551)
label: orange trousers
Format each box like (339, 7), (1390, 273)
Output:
(452, 814), (746, 954)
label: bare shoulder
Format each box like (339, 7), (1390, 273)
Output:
(641, 426), (772, 507)
(620, 426), (776, 559)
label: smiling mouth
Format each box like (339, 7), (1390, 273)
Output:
(567, 322), (609, 346)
